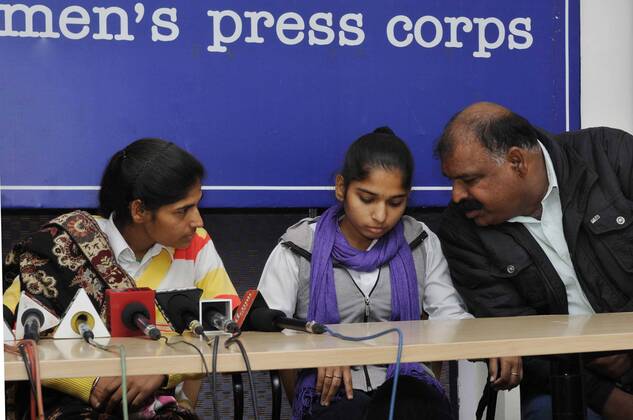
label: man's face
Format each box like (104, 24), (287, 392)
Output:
(441, 140), (528, 226)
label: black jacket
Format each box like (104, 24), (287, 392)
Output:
(439, 126), (633, 413)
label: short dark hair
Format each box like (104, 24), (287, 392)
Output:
(99, 138), (205, 226)
(340, 126), (414, 190)
(435, 110), (539, 160)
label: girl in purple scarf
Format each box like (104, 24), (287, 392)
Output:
(259, 127), (521, 419)
(300, 128), (451, 419)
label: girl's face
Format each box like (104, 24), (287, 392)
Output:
(336, 167), (409, 250)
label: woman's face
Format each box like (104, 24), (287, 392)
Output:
(336, 167), (409, 250)
(142, 181), (204, 249)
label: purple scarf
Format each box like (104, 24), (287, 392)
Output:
(292, 204), (445, 419)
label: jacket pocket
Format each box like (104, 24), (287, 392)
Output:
(488, 251), (550, 311)
(586, 201), (633, 272)
(489, 254), (531, 279)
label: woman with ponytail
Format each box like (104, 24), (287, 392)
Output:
(4, 138), (239, 419)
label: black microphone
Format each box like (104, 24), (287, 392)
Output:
(122, 302), (161, 340)
(155, 289), (204, 336)
(247, 307), (326, 334)
(170, 294), (205, 336)
(21, 308), (44, 342)
(236, 290), (326, 334)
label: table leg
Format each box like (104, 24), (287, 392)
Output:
(551, 354), (586, 420)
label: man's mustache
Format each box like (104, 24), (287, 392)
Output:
(455, 199), (484, 212)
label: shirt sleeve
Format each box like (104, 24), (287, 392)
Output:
(420, 225), (473, 320)
(3, 276), (21, 313)
(192, 229), (240, 309)
(43, 377), (96, 402)
(257, 243), (300, 318)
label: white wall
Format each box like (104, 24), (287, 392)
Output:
(458, 361), (521, 420)
(581, 0), (633, 132)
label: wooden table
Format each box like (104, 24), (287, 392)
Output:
(6, 313), (633, 381)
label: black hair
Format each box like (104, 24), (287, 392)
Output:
(363, 376), (454, 420)
(434, 109), (539, 160)
(340, 126), (414, 190)
(99, 138), (205, 226)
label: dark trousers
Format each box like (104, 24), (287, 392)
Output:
(309, 389), (372, 420)
(307, 375), (453, 420)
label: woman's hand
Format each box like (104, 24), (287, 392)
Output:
(488, 357), (522, 390)
(90, 374), (167, 413)
(315, 366), (353, 406)
(89, 376), (120, 411)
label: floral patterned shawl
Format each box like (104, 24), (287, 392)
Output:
(4, 210), (136, 320)
(3, 211), (199, 420)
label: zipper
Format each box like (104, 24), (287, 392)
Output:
(367, 267), (382, 299)
(362, 366), (373, 392)
(534, 262), (566, 312)
(345, 267), (381, 392)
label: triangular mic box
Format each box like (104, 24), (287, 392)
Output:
(15, 292), (60, 340)
(54, 289), (110, 339)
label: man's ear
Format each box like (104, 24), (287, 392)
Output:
(335, 175), (346, 202)
(507, 147), (527, 176)
(129, 199), (146, 224)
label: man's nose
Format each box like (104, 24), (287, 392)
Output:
(451, 182), (468, 204)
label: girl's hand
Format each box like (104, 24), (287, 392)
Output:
(315, 366), (353, 406)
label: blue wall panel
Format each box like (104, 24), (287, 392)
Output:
(0, 1), (579, 208)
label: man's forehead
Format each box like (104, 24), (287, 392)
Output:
(441, 140), (493, 177)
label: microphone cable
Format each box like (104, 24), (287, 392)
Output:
(172, 329), (221, 419)
(323, 325), (404, 420)
(210, 335), (221, 420)
(163, 331), (220, 419)
(86, 338), (129, 420)
(22, 340), (43, 420)
(6, 343), (35, 404)
(6, 340), (44, 420)
(224, 332), (260, 420)
(158, 335), (214, 416)
(159, 335), (211, 377)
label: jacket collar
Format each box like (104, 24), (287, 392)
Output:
(532, 128), (599, 252)
(535, 127), (597, 213)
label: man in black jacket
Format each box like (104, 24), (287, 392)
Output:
(436, 101), (633, 420)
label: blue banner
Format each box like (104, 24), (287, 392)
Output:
(0, 1), (579, 208)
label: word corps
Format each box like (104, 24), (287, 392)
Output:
(1, 4), (534, 58)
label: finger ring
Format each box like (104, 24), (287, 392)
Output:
(511, 372), (520, 376)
